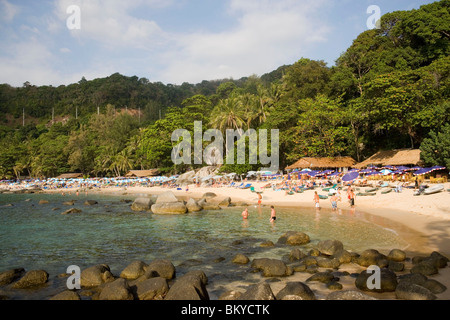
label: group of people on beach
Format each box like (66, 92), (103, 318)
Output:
(313, 186), (355, 211)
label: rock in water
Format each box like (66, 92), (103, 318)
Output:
(130, 198), (153, 212)
(120, 260), (148, 280)
(0, 268), (25, 286)
(277, 231), (310, 245)
(186, 198), (203, 212)
(80, 264), (114, 288)
(165, 270), (209, 300)
(61, 208), (82, 215)
(395, 281), (436, 300)
(50, 290), (81, 300)
(12, 270), (49, 289)
(155, 191), (179, 204)
(317, 240), (344, 256)
(151, 202), (187, 214)
(99, 278), (134, 300)
(134, 277), (169, 300)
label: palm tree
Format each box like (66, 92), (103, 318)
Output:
(209, 93), (245, 134)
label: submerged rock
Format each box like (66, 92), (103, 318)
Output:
(61, 208), (82, 215)
(277, 231), (310, 245)
(12, 270), (49, 289)
(99, 278), (134, 300)
(165, 270), (209, 300)
(238, 283), (275, 300)
(0, 268), (25, 286)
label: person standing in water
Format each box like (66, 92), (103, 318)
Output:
(313, 191), (320, 209)
(257, 192), (262, 207)
(242, 208), (249, 220)
(270, 206), (276, 223)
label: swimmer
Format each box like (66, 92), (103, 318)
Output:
(242, 208), (249, 220)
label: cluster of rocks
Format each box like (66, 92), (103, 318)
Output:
(130, 191), (239, 215)
(0, 231), (448, 300)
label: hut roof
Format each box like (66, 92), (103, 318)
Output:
(56, 173), (83, 179)
(353, 149), (422, 168)
(286, 156), (356, 170)
(125, 169), (160, 178)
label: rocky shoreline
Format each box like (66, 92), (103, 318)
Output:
(0, 230), (448, 300)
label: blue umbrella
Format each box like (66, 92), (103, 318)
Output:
(321, 169), (334, 175)
(414, 168), (432, 176)
(365, 171), (380, 176)
(342, 171), (359, 182)
(307, 170), (322, 177)
(431, 165), (446, 171)
(360, 169), (374, 174)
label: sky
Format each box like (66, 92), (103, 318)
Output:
(0, 0), (437, 87)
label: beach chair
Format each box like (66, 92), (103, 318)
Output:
(250, 186), (255, 192)
(235, 183), (244, 188)
(228, 182), (235, 187)
(240, 183), (252, 189)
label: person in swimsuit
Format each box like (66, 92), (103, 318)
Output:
(330, 194), (338, 211)
(270, 206), (276, 222)
(257, 192), (262, 206)
(313, 191), (320, 209)
(242, 208), (249, 220)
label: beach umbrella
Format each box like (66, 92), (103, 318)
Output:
(307, 170), (322, 177)
(321, 169), (334, 175)
(380, 169), (392, 175)
(413, 168), (432, 176)
(431, 165), (446, 171)
(396, 166), (409, 171)
(348, 169), (360, 173)
(383, 165), (396, 170)
(328, 172), (341, 177)
(360, 169), (374, 174)
(342, 171), (359, 182)
(391, 169), (406, 175)
(410, 166), (422, 171)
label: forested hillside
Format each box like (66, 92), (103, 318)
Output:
(0, 0), (448, 178)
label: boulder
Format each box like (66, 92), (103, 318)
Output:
(155, 191), (179, 204)
(131, 198), (153, 212)
(316, 257), (340, 269)
(332, 249), (353, 264)
(219, 290), (242, 300)
(238, 283), (275, 300)
(277, 231), (310, 246)
(120, 260), (148, 280)
(306, 272), (337, 284)
(61, 208), (82, 215)
(12, 270), (49, 289)
(388, 261), (405, 272)
(99, 278), (134, 300)
(84, 200), (98, 206)
(410, 261), (438, 276)
(326, 281), (343, 290)
(144, 259), (176, 280)
(260, 241), (275, 247)
(232, 254), (250, 265)
(218, 197), (231, 207)
(165, 270), (209, 300)
(397, 273), (428, 286)
(317, 240), (344, 256)
(151, 202), (187, 215)
(186, 198), (203, 212)
(422, 279), (447, 294)
(134, 277), (169, 300)
(62, 200), (75, 205)
(38, 199), (49, 204)
(80, 264), (114, 288)
(355, 268), (398, 293)
(327, 290), (378, 300)
(251, 258), (291, 277)
(289, 249), (306, 261)
(387, 249), (407, 262)
(395, 281), (436, 300)
(355, 249), (387, 267)
(276, 282), (316, 300)
(0, 268), (25, 286)
(50, 290), (81, 300)
(176, 170), (196, 186)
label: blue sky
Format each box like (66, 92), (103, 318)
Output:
(0, 0), (437, 87)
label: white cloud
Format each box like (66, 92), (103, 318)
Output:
(160, 0), (332, 83)
(0, 0), (19, 23)
(53, 0), (169, 50)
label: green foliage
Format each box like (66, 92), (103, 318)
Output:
(420, 123), (450, 168)
(0, 1), (448, 178)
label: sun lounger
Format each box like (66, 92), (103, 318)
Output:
(240, 183), (252, 189)
(235, 183), (244, 188)
(381, 189), (392, 194)
(356, 192), (376, 196)
(319, 195), (328, 199)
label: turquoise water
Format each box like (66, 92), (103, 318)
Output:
(0, 191), (409, 298)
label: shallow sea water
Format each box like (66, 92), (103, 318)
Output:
(0, 192), (409, 299)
